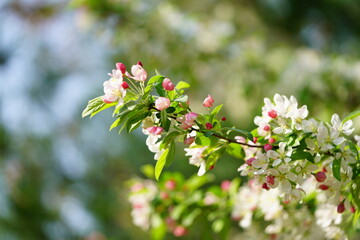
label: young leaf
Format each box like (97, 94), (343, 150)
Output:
(291, 151), (314, 163)
(144, 75), (165, 94)
(226, 143), (245, 159)
(348, 140), (359, 161)
(82, 96), (116, 118)
(332, 158), (341, 181)
(175, 81), (190, 90)
(109, 118), (121, 131)
(211, 104), (223, 116)
(160, 131), (180, 149)
(173, 95), (189, 103)
(155, 149), (169, 180)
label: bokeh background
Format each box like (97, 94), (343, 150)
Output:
(1, 0), (360, 239)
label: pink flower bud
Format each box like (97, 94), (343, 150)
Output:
(121, 81), (129, 89)
(268, 110), (278, 119)
(173, 226), (187, 237)
(165, 179), (176, 190)
(184, 137), (195, 145)
(263, 125), (271, 131)
(221, 116), (226, 121)
(203, 94), (214, 108)
(262, 183), (270, 190)
(116, 62), (126, 74)
(160, 191), (169, 199)
(221, 180), (231, 191)
(209, 165), (215, 170)
(268, 138), (276, 144)
(351, 206), (356, 213)
(319, 184), (329, 190)
(253, 137), (258, 143)
(137, 61), (143, 67)
(266, 175), (275, 185)
(205, 122), (213, 129)
(315, 172), (327, 182)
(264, 144), (272, 151)
(185, 112), (198, 124)
(337, 202), (345, 213)
(155, 97), (170, 111)
(180, 122), (192, 130)
(147, 126), (164, 135)
(162, 78), (175, 91)
(246, 158), (255, 166)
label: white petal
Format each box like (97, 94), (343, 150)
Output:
(279, 179), (292, 193)
(197, 161), (206, 176)
(333, 137), (345, 146)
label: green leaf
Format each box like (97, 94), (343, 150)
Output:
(155, 149), (169, 180)
(82, 96), (116, 118)
(332, 158), (341, 181)
(144, 75), (164, 94)
(204, 131), (214, 137)
(342, 109), (360, 123)
(348, 140), (359, 161)
(170, 204), (187, 220)
(212, 219), (225, 233)
(125, 109), (149, 133)
(176, 81), (190, 90)
(151, 214), (166, 240)
(182, 209), (201, 227)
(223, 127), (253, 141)
(226, 143), (245, 159)
(185, 174), (214, 191)
(160, 131), (180, 149)
(211, 104), (223, 116)
(291, 151), (314, 163)
(109, 118), (121, 131)
(173, 95), (189, 102)
(165, 142), (176, 167)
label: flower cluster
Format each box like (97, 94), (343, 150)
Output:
(83, 61), (360, 239)
(238, 94), (357, 210)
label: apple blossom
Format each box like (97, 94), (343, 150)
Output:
(155, 97), (170, 111)
(128, 62), (147, 81)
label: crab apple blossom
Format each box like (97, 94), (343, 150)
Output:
(203, 94), (214, 107)
(155, 97), (170, 111)
(128, 62), (147, 81)
(102, 75), (126, 104)
(264, 144), (273, 151)
(179, 112), (198, 129)
(165, 179), (176, 190)
(184, 146), (208, 176)
(162, 78), (175, 91)
(147, 126), (164, 135)
(221, 180), (231, 191)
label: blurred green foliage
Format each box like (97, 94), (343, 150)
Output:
(1, 0), (360, 239)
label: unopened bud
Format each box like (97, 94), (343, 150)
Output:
(165, 179), (176, 190)
(315, 171), (327, 182)
(246, 158), (255, 166)
(253, 137), (258, 143)
(116, 62), (126, 74)
(268, 138), (276, 144)
(221, 116), (226, 121)
(162, 78), (175, 91)
(263, 125), (270, 131)
(121, 81), (129, 89)
(337, 202), (345, 213)
(262, 183), (270, 190)
(173, 226), (187, 237)
(205, 122), (213, 130)
(221, 180), (231, 191)
(137, 61), (143, 67)
(319, 184), (329, 190)
(268, 110), (278, 119)
(184, 137), (195, 145)
(266, 175), (275, 185)
(203, 94), (214, 108)
(264, 144), (272, 151)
